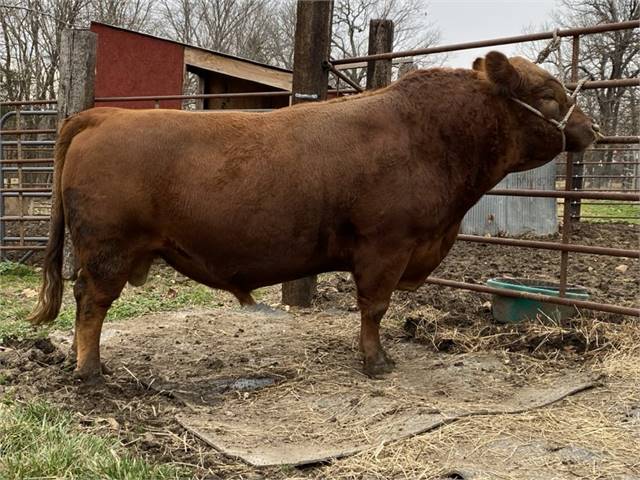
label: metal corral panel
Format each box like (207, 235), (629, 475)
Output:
(461, 162), (558, 236)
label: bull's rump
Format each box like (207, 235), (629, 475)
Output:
(60, 106), (411, 287)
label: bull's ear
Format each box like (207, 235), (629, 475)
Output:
(472, 57), (485, 71)
(484, 51), (527, 96)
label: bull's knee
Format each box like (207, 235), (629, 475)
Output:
(358, 299), (388, 324)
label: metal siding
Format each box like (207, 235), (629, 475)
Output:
(461, 162), (558, 236)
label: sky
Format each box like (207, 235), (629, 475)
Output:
(427, 0), (560, 68)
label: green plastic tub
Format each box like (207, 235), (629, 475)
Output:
(486, 277), (590, 323)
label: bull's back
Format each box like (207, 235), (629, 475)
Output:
(60, 108), (358, 282)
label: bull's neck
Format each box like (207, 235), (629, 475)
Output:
(388, 71), (557, 220)
(390, 75), (519, 217)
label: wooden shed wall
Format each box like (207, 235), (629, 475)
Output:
(91, 23), (184, 109)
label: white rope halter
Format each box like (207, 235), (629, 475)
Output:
(510, 77), (588, 152)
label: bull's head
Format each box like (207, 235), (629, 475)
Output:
(473, 51), (598, 158)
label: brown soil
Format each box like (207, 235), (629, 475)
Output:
(1, 222), (638, 479)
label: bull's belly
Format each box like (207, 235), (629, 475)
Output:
(159, 234), (347, 292)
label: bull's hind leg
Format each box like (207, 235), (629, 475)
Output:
(353, 244), (412, 377)
(234, 290), (257, 307)
(72, 260), (128, 381)
(67, 279), (84, 365)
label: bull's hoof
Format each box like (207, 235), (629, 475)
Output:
(73, 368), (103, 384)
(73, 362), (110, 383)
(363, 352), (396, 378)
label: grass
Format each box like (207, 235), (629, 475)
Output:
(0, 262), (42, 340)
(0, 399), (187, 479)
(578, 200), (640, 224)
(0, 260), (232, 342)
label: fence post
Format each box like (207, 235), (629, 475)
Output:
(366, 19), (394, 89)
(281, 0), (334, 307)
(57, 29), (97, 279)
(558, 34), (580, 297)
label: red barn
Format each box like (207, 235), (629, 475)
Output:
(90, 22), (293, 110)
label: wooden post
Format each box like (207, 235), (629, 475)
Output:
(281, 0), (333, 307)
(366, 19), (394, 90)
(57, 29), (97, 280)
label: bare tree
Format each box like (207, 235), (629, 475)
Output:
(331, 0), (441, 85)
(262, 0), (296, 69)
(0, 0), (155, 103)
(0, 0), (85, 101)
(157, 0), (200, 44)
(159, 0), (275, 61)
(90, 0), (156, 30)
(525, 0), (638, 137)
(569, 0), (638, 138)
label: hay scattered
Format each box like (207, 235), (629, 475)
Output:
(400, 304), (635, 360)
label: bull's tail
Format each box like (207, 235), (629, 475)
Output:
(27, 115), (86, 325)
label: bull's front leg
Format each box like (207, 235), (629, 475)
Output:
(358, 297), (395, 376)
(353, 243), (412, 377)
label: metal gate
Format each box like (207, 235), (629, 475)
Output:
(0, 100), (57, 261)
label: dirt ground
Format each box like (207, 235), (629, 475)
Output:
(1, 222), (638, 479)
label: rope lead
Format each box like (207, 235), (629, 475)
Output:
(535, 28), (562, 65)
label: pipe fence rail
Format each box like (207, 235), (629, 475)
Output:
(330, 20), (639, 65)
